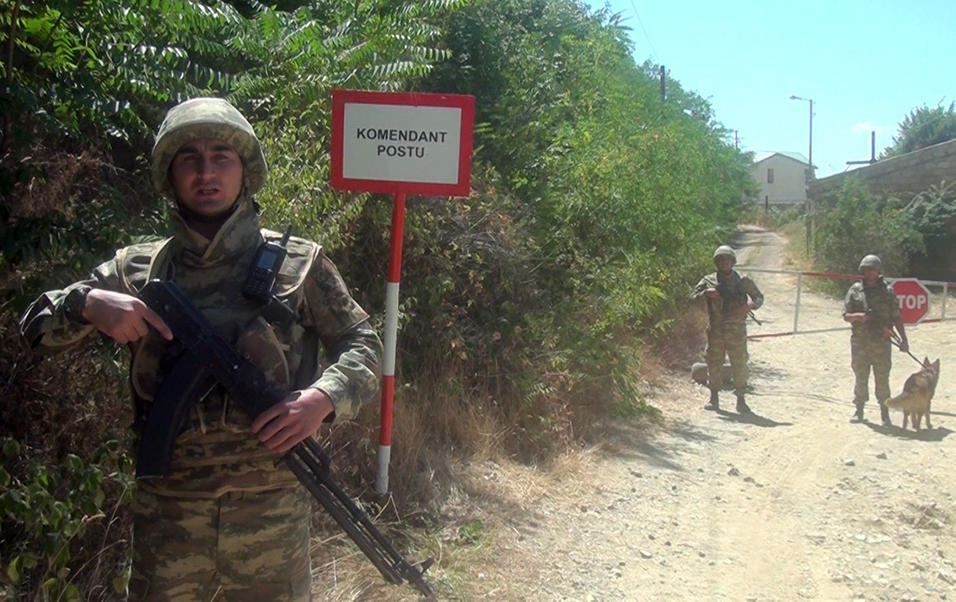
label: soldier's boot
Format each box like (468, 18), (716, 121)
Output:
(704, 390), (719, 411)
(879, 403), (892, 427)
(736, 393), (752, 415)
(850, 402), (865, 423)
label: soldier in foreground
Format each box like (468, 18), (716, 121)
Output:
(842, 254), (907, 425)
(693, 245), (764, 414)
(20, 97), (382, 599)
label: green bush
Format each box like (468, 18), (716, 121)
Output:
(903, 181), (956, 281)
(814, 179), (924, 276)
(0, 438), (133, 600)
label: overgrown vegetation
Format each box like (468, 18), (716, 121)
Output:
(811, 178), (956, 283)
(883, 102), (956, 158)
(813, 180), (924, 277)
(901, 181), (956, 281)
(0, 0), (752, 597)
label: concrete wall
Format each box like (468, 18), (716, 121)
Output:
(751, 154), (807, 206)
(809, 138), (956, 201)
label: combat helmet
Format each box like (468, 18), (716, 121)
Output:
(858, 254), (882, 272)
(151, 97), (268, 199)
(713, 245), (737, 266)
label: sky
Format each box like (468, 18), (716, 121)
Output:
(583, 0), (956, 177)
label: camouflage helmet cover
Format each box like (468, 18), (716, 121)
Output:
(151, 97), (268, 198)
(713, 245), (737, 265)
(858, 254), (882, 272)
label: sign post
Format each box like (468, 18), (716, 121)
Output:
(892, 278), (931, 324)
(331, 90), (475, 494)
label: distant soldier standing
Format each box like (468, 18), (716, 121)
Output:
(693, 245), (764, 413)
(843, 254), (907, 425)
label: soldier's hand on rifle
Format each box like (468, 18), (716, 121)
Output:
(736, 301), (758, 317)
(704, 287), (720, 300)
(84, 289), (173, 344)
(843, 312), (868, 325)
(251, 388), (335, 454)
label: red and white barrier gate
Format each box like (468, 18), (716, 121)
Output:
(736, 266), (953, 340)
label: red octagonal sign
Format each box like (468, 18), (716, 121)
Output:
(892, 278), (931, 324)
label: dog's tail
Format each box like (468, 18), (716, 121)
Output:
(885, 391), (916, 410)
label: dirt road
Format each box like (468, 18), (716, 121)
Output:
(457, 228), (956, 601)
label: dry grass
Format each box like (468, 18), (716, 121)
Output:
(301, 298), (717, 599)
(644, 304), (709, 374)
(779, 222), (811, 271)
(305, 443), (599, 600)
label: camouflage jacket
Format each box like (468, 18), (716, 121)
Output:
(20, 197), (382, 497)
(692, 269), (764, 326)
(843, 277), (900, 338)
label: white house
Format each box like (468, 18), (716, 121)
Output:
(751, 151), (811, 207)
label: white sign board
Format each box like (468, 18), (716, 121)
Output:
(342, 104), (461, 184)
(330, 90), (475, 196)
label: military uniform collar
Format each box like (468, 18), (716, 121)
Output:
(169, 196), (261, 267)
(716, 269), (739, 282)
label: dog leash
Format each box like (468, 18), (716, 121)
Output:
(888, 332), (924, 366)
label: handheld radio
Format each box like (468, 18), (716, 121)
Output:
(243, 226), (292, 303)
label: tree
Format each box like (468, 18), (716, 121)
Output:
(883, 102), (956, 157)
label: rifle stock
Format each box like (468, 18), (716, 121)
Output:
(138, 279), (434, 598)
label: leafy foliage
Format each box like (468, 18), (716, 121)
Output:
(0, 436), (133, 601)
(418, 0), (751, 422)
(903, 181), (956, 280)
(883, 102), (956, 158)
(814, 179), (924, 276)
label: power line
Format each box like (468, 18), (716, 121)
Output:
(628, 0), (658, 59)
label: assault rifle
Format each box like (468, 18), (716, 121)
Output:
(710, 280), (761, 325)
(136, 279), (434, 598)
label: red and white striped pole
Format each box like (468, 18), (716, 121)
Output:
(376, 192), (406, 495)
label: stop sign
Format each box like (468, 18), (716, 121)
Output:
(892, 278), (931, 324)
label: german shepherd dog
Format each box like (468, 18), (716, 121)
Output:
(885, 358), (941, 430)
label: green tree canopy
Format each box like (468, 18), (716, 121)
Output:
(883, 102), (956, 157)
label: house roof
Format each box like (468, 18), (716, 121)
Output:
(752, 151), (810, 165)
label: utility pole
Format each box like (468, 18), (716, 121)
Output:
(847, 131), (878, 166)
(790, 95), (814, 257)
(734, 129), (739, 150)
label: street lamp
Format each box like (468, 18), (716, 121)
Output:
(789, 95), (814, 178)
(790, 94), (814, 256)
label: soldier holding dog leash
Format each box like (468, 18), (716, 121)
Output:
(842, 254), (909, 426)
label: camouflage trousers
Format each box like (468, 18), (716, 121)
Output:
(850, 334), (892, 405)
(129, 486), (312, 601)
(706, 322), (749, 395)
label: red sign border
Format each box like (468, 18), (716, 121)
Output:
(891, 278), (931, 324)
(330, 89), (475, 197)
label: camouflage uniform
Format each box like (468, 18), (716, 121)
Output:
(20, 98), (382, 601)
(693, 259), (763, 401)
(843, 276), (900, 410)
